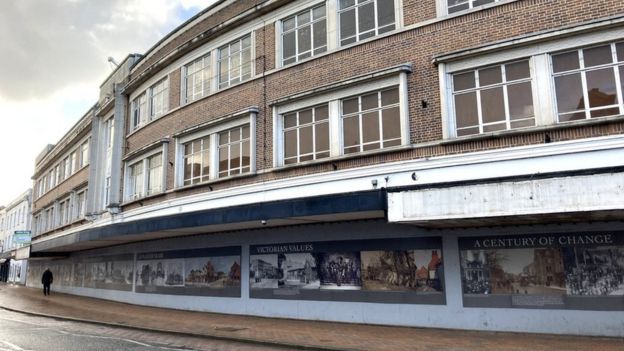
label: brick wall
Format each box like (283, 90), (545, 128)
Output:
(33, 166), (89, 212)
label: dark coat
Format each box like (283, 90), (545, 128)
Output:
(41, 270), (53, 285)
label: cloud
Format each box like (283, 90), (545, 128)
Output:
(0, 0), (217, 205)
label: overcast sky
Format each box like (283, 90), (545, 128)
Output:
(0, 0), (217, 206)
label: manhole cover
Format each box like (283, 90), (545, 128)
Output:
(214, 326), (248, 332)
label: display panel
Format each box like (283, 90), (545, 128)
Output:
(135, 246), (241, 297)
(83, 254), (134, 291)
(250, 238), (444, 304)
(459, 232), (624, 310)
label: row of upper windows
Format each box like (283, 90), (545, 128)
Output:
(33, 188), (87, 236)
(35, 138), (90, 201)
(0, 206), (28, 232)
(124, 73), (407, 201)
(446, 41), (624, 138)
(128, 0), (521, 133)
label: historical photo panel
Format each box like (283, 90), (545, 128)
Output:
(135, 246), (241, 297)
(83, 254), (134, 291)
(250, 237), (445, 304)
(459, 232), (624, 310)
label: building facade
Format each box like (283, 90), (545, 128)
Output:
(0, 189), (32, 284)
(23, 0), (624, 336)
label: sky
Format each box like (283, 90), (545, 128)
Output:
(0, 0), (217, 206)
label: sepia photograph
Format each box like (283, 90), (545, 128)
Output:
(185, 256), (241, 288)
(361, 250), (443, 292)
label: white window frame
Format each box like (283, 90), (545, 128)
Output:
(280, 3), (328, 67)
(437, 0), (516, 17)
(149, 78), (169, 120)
(183, 53), (213, 104)
(217, 34), (254, 89)
(337, 0), (398, 47)
(131, 93), (148, 131)
(74, 188), (88, 220)
(439, 27), (624, 139)
(58, 197), (71, 226)
(273, 72), (409, 167)
(123, 148), (167, 202)
(80, 139), (90, 168)
(174, 112), (256, 187)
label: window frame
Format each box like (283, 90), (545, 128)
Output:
(149, 77), (169, 120)
(217, 34), (254, 90)
(123, 147), (167, 202)
(337, 0), (397, 47)
(273, 72), (409, 167)
(183, 53), (213, 104)
(174, 112), (256, 188)
(439, 28), (624, 139)
(437, 0), (516, 17)
(280, 3), (328, 67)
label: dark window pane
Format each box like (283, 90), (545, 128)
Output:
(358, 2), (375, 34)
(362, 112), (380, 144)
(555, 74), (584, 113)
(283, 17), (295, 31)
(242, 141), (250, 168)
(202, 151), (210, 176)
(343, 116), (360, 147)
(448, 3), (469, 13)
(479, 66), (502, 86)
(454, 92), (478, 129)
(242, 125), (250, 139)
(474, 0), (496, 6)
(510, 118), (535, 129)
(377, 0), (396, 27)
(363, 142), (380, 151)
(505, 61), (530, 81)
(300, 126), (313, 155)
(343, 97), (359, 115)
(299, 109), (313, 124)
(184, 157), (192, 179)
(382, 106), (401, 141)
(508, 82), (534, 120)
(219, 131), (228, 145)
(283, 32), (296, 60)
(300, 154), (314, 162)
(482, 123), (506, 133)
(480, 87), (505, 124)
(313, 20), (327, 52)
(361, 92), (378, 110)
(583, 45), (613, 67)
(381, 88), (399, 106)
(298, 11), (310, 25)
(284, 113), (297, 128)
(457, 127), (479, 136)
(552, 51), (580, 73)
(585, 68), (618, 108)
(316, 122), (329, 153)
(453, 72), (475, 91)
(559, 112), (586, 122)
(339, 0), (355, 10)
(313, 5), (325, 20)
(298, 26), (311, 53)
(340, 10), (356, 42)
(617, 43), (624, 62)
(315, 105), (329, 121)
(284, 130), (297, 158)
(231, 143), (240, 169)
(230, 129), (240, 142)
(591, 107), (620, 118)
(219, 147), (228, 173)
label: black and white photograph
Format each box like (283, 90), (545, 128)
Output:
(185, 256), (241, 288)
(318, 252), (362, 290)
(136, 260), (166, 287)
(563, 246), (624, 296)
(250, 254), (279, 289)
(279, 253), (320, 289)
(163, 259), (184, 286)
(361, 250), (443, 292)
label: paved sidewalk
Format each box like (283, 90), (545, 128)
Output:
(0, 284), (621, 351)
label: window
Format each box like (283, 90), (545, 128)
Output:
(281, 5), (327, 66)
(338, 0), (395, 46)
(63, 157), (70, 180)
(48, 169), (55, 189)
(447, 0), (500, 14)
(129, 161), (144, 199)
(342, 88), (402, 153)
(552, 43), (624, 122)
(46, 207), (54, 231)
(131, 93), (147, 130)
(70, 151), (78, 175)
(59, 198), (70, 226)
(55, 164), (62, 185)
(218, 125), (251, 177)
(80, 140), (89, 167)
(283, 104), (330, 164)
(451, 60), (535, 136)
(75, 189), (87, 219)
(182, 136), (211, 186)
(184, 54), (212, 103)
(218, 35), (252, 89)
(124, 151), (165, 200)
(150, 78), (169, 119)
(147, 154), (163, 195)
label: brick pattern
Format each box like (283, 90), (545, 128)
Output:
(403, 0), (437, 26)
(255, 23), (276, 74)
(169, 68), (182, 110)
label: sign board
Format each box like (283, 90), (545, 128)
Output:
(16, 247), (30, 260)
(13, 231), (31, 244)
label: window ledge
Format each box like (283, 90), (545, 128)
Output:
(271, 145), (413, 173)
(170, 172), (257, 194)
(121, 191), (167, 207)
(438, 0), (522, 22)
(441, 114), (624, 145)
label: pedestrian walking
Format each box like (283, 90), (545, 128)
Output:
(41, 268), (53, 296)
